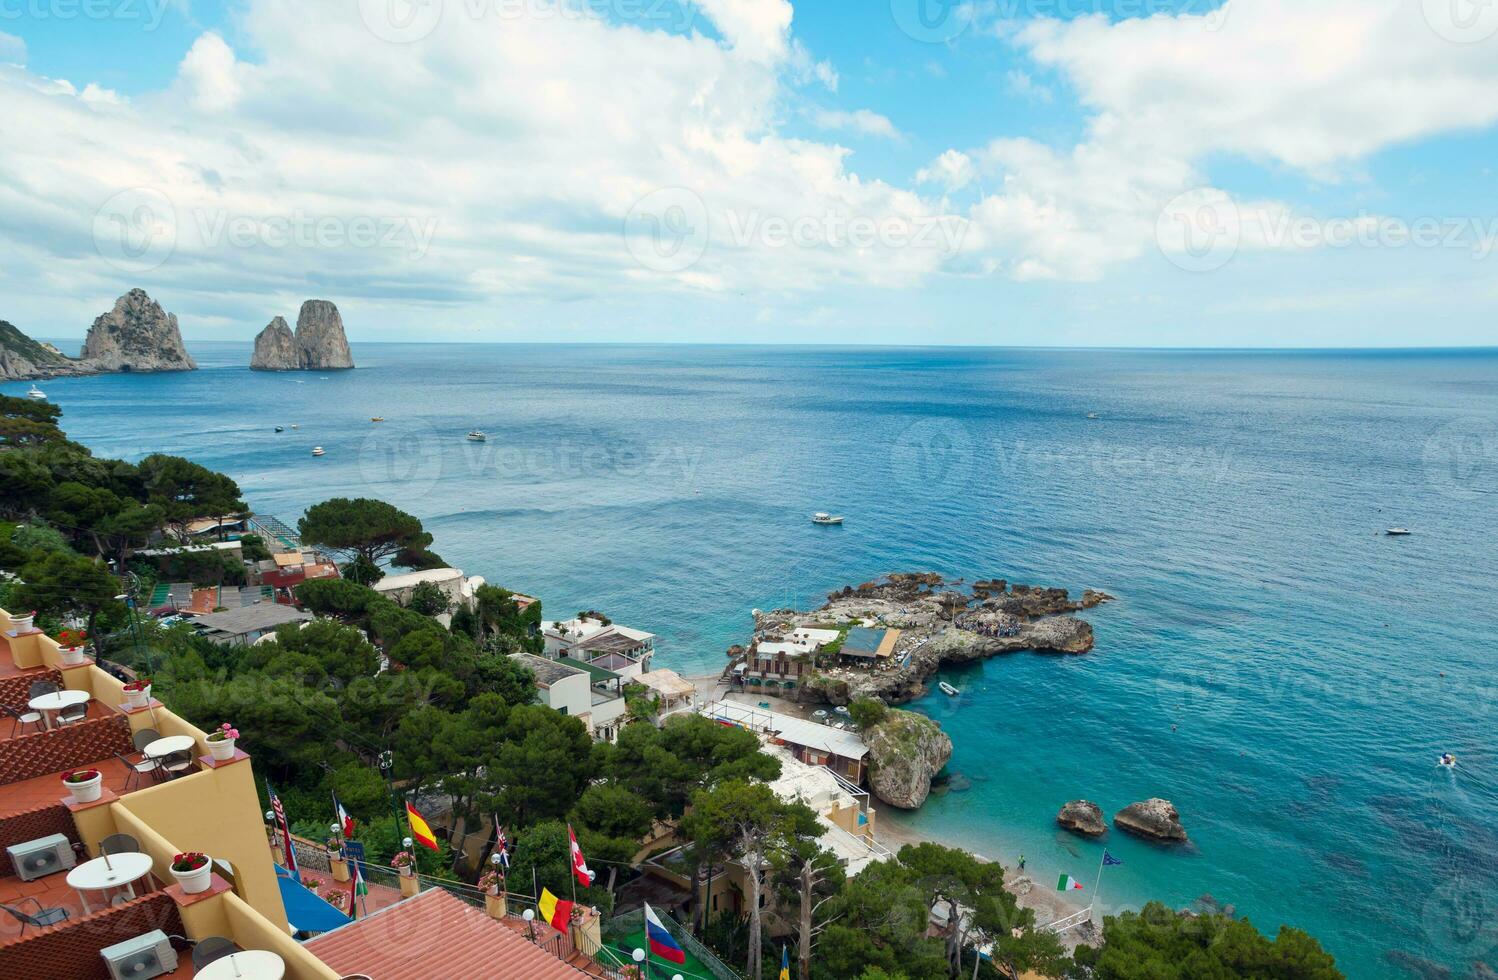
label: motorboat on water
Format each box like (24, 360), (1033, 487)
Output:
(26, 384), (46, 400)
(1086, 412), (1100, 420)
(291, 423), (299, 429)
(812, 512), (844, 525)
(467, 430), (487, 442)
(1385, 527), (1412, 536)
(938, 681), (960, 696)
(274, 426), (284, 433)
(371, 416), (385, 423)
(1438, 753), (1457, 769)
(311, 446), (326, 457)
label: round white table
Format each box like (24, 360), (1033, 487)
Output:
(142, 734), (197, 757)
(27, 689), (90, 730)
(195, 950), (286, 980)
(66, 852), (154, 913)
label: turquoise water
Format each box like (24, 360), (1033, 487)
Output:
(10, 343), (1498, 978)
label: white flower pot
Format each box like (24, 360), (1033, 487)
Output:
(207, 737), (237, 761)
(59, 646), (89, 666)
(64, 773), (103, 803)
(398, 864), (414, 878)
(171, 860), (213, 894)
(10, 614), (34, 632)
(124, 687), (151, 708)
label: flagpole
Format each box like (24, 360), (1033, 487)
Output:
(1090, 850), (1106, 921)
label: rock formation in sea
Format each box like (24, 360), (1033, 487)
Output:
(864, 708), (953, 809)
(0, 320), (92, 381)
(1057, 800), (1107, 837)
(1114, 798), (1188, 842)
(249, 316), (297, 370)
(250, 300), (355, 370)
(80, 289), (197, 373)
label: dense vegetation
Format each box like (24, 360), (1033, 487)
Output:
(0, 391), (1344, 978)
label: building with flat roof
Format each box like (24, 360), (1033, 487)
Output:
(512, 653), (628, 743)
(839, 626), (901, 661)
(698, 700), (869, 784)
(543, 616), (655, 676)
(189, 604), (314, 646)
(371, 567), (484, 626)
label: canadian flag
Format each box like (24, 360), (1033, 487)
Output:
(569, 824), (596, 888)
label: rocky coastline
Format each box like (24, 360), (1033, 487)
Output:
(1, 288), (196, 380)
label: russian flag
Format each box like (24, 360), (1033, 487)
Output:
(644, 903), (686, 965)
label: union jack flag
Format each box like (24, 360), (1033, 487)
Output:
(493, 815), (510, 870)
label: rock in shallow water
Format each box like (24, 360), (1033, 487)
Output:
(1057, 800), (1107, 837)
(1114, 798), (1188, 842)
(865, 708), (953, 809)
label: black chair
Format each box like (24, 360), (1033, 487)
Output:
(1, 703), (42, 737)
(191, 936), (240, 969)
(55, 702), (88, 726)
(132, 728), (161, 752)
(1, 899), (70, 936)
(99, 833), (140, 856)
(157, 749), (194, 780)
(115, 752), (158, 792)
(27, 680), (58, 700)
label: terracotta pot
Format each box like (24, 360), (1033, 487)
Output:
(207, 736), (237, 761)
(63, 772), (103, 804)
(171, 860), (213, 894)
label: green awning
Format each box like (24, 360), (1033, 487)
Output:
(557, 656), (621, 683)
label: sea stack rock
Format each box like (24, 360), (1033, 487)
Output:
(80, 289), (196, 373)
(865, 708), (953, 809)
(1057, 800), (1107, 837)
(1114, 798), (1188, 842)
(250, 316), (297, 370)
(293, 300), (354, 369)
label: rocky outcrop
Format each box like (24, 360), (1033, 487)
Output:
(0, 321), (95, 380)
(250, 316), (297, 370)
(1114, 798), (1188, 842)
(1057, 800), (1107, 837)
(252, 300), (355, 370)
(864, 708), (953, 809)
(80, 289), (196, 373)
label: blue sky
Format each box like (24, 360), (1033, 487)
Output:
(2, 0), (1497, 347)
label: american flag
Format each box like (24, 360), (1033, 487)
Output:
(268, 780), (299, 881)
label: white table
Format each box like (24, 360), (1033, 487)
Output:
(195, 950), (286, 980)
(142, 734), (197, 757)
(66, 852), (154, 913)
(27, 689), (90, 730)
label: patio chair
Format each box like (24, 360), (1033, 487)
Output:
(191, 936), (240, 969)
(1, 898), (70, 936)
(1, 704), (43, 737)
(100, 833), (141, 856)
(116, 752), (158, 792)
(55, 702), (88, 726)
(156, 749), (194, 780)
(27, 680), (58, 700)
(132, 728), (160, 752)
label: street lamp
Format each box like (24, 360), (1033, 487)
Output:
(522, 908), (535, 941)
(633, 947), (648, 979)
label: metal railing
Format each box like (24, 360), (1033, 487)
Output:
(606, 906), (743, 980)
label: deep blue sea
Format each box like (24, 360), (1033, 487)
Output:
(9, 343), (1498, 978)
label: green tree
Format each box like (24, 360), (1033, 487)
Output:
(848, 697), (888, 730)
(137, 453), (246, 537)
(569, 783), (654, 893)
(474, 585), (542, 653)
(407, 580), (450, 617)
(11, 550), (125, 641)
(298, 497), (439, 574)
(481, 704), (594, 826)
(509, 819), (613, 912)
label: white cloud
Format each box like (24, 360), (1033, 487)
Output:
(810, 108), (902, 141)
(916, 150), (976, 192)
(694, 0), (794, 65)
(1003, 69), (1050, 103)
(177, 32), (242, 112)
(0, 31), (24, 66)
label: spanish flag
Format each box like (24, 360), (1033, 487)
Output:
(538, 887), (575, 931)
(406, 802), (439, 851)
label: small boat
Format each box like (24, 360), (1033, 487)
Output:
(938, 681), (960, 697)
(291, 423), (299, 429)
(26, 384), (46, 400)
(1386, 527), (1412, 536)
(371, 416), (385, 423)
(812, 512), (844, 525)
(467, 430), (487, 442)
(1086, 412), (1099, 420)
(1438, 753), (1457, 769)
(311, 447), (325, 457)
(274, 426), (284, 433)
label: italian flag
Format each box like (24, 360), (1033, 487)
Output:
(348, 860), (367, 919)
(1057, 874), (1084, 892)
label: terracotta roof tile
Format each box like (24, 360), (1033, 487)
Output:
(305, 888), (592, 979)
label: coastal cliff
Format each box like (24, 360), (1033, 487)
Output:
(864, 708), (952, 809)
(250, 300), (355, 370)
(80, 289), (197, 373)
(0, 321), (90, 380)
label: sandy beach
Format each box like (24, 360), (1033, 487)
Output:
(685, 672), (1099, 953)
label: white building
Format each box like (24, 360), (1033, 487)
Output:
(542, 615), (655, 676)
(511, 652), (628, 743)
(372, 567), (485, 626)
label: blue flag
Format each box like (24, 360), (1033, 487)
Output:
(1103, 850), (1123, 866)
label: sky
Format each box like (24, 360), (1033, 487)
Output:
(2, 0), (1497, 347)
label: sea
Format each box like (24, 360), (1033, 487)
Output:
(8, 343), (1497, 979)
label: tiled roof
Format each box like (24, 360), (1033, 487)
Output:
(305, 888), (591, 979)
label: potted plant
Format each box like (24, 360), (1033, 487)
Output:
(122, 678), (153, 708)
(61, 768), (103, 804)
(390, 851), (415, 877)
(54, 628), (90, 665)
(9, 610), (36, 632)
(171, 852), (213, 894)
(205, 723), (239, 761)
(322, 887), (350, 912)
(477, 869), (503, 897)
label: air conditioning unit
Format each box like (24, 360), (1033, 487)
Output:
(101, 930), (177, 980)
(6, 834), (76, 881)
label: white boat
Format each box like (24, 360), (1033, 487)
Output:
(1385, 527), (1412, 536)
(1086, 412), (1099, 420)
(938, 681), (960, 697)
(467, 430), (487, 442)
(311, 446), (326, 457)
(371, 416), (385, 423)
(812, 512), (844, 525)
(26, 384), (46, 400)
(274, 426), (284, 433)
(1438, 753), (1457, 769)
